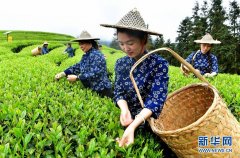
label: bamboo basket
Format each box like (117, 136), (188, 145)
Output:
(31, 46), (41, 56)
(129, 47), (240, 158)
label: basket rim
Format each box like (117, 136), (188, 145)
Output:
(150, 83), (219, 135)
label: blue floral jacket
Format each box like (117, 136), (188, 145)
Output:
(41, 47), (49, 55)
(186, 50), (218, 75)
(64, 48), (111, 91)
(114, 51), (169, 118)
(65, 47), (74, 57)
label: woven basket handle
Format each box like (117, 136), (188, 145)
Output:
(129, 47), (211, 108)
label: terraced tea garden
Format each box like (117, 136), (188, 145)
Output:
(0, 31), (239, 157)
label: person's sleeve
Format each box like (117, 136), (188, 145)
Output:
(113, 59), (127, 103)
(143, 60), (169, 119)
(185, 52), (195, 63)
(211, 55), (218, 73)
(70, 48), (74, 55)
(64, 62), (81, 76)
(78, 54), (105, 80)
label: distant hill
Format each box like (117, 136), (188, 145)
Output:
(99, 40), (111, 46)
(0, 30), (74, 42)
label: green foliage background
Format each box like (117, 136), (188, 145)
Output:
(0, 30), (239, 157)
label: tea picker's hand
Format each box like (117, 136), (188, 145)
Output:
(55, 72), (66, 80)
(117, 100), (133, 127)
(67, 75), (78, 82)
(120, 107), (133, 127)
(180, 64), (190, 76)
(116, 108), (152, 147)
(116, 125), (135, 147)
(209, 72), (217, 77)
(204, 72), (217, 78)
(204, 73), (211, 77)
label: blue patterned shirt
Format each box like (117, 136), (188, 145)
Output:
(114, 51), (169, 118)
(41, 47), (49, 55)
(186, 50), (218, 75)
(64, 47), (111, 91)
(65, 47), (74, 57)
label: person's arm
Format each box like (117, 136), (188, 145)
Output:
(78, 53), (105, 80)
(185, 52), (195, 63)
(117, 108), (152, 147)
(117, 100), (133, 127)
(114, 59), (132, 126)
(117, 60), (169, 147)
(63, 48), (68, 53)
(210, 55), (218, 76)
(64, 61), (82, 76)
(41, 47), (47, 54)
(70, 48), (74, 56)
(143, 60), (169, 118)
(113, 59), (127, 103)
(181, 52), (195, 74)
(204, 55), (218, 77)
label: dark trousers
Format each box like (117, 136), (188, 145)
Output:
(81, 80), (113, 98)
(96, 88), (113, 98)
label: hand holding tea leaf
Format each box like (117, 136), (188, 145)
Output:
(117, 108), (152, 147)
(55, 72), (66, 80)
(117, 100), (133, 126)
(67, 75), (78, 82)
(120, 109), (133, 127)
(116, 126), (135, 147)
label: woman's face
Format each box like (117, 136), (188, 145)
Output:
(79, 41), (92, 53)
(117, 32), (145, 59)
(200, 43), (212, 54)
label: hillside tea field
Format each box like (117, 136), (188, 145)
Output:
(0, 31), (239, 157)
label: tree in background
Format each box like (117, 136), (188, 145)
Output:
(190, 1), (210, 51)
(208, 0), (235, 73)
(147, 35), (154, 51)
(229, 0), (240, 38)
(175, 17), (193, 58)
(200, 1), (210, 33)
(228, 0), (240, 73)
(190, 1), (202, 51)
(153, 36), (165, 49)
(164, 39), (179, 66)
(110, 37), (121, 50)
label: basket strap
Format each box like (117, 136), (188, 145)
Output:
(129, 47), (211, 108)
(191, 50), (200, 66)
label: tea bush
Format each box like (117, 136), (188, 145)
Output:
(0, 34), (239, 157)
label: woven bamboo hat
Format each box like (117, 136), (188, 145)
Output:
(100, 8), (162, 36)
(43, 41), (48, 45)
(72, 31), (100, 42)
(194, 33), (221, 44)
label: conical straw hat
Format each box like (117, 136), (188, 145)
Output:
(43, 41), (49, 45)
(72, 31), (100, 41)
(101, 8), (162, 36)
(194, 33), (221, 44)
